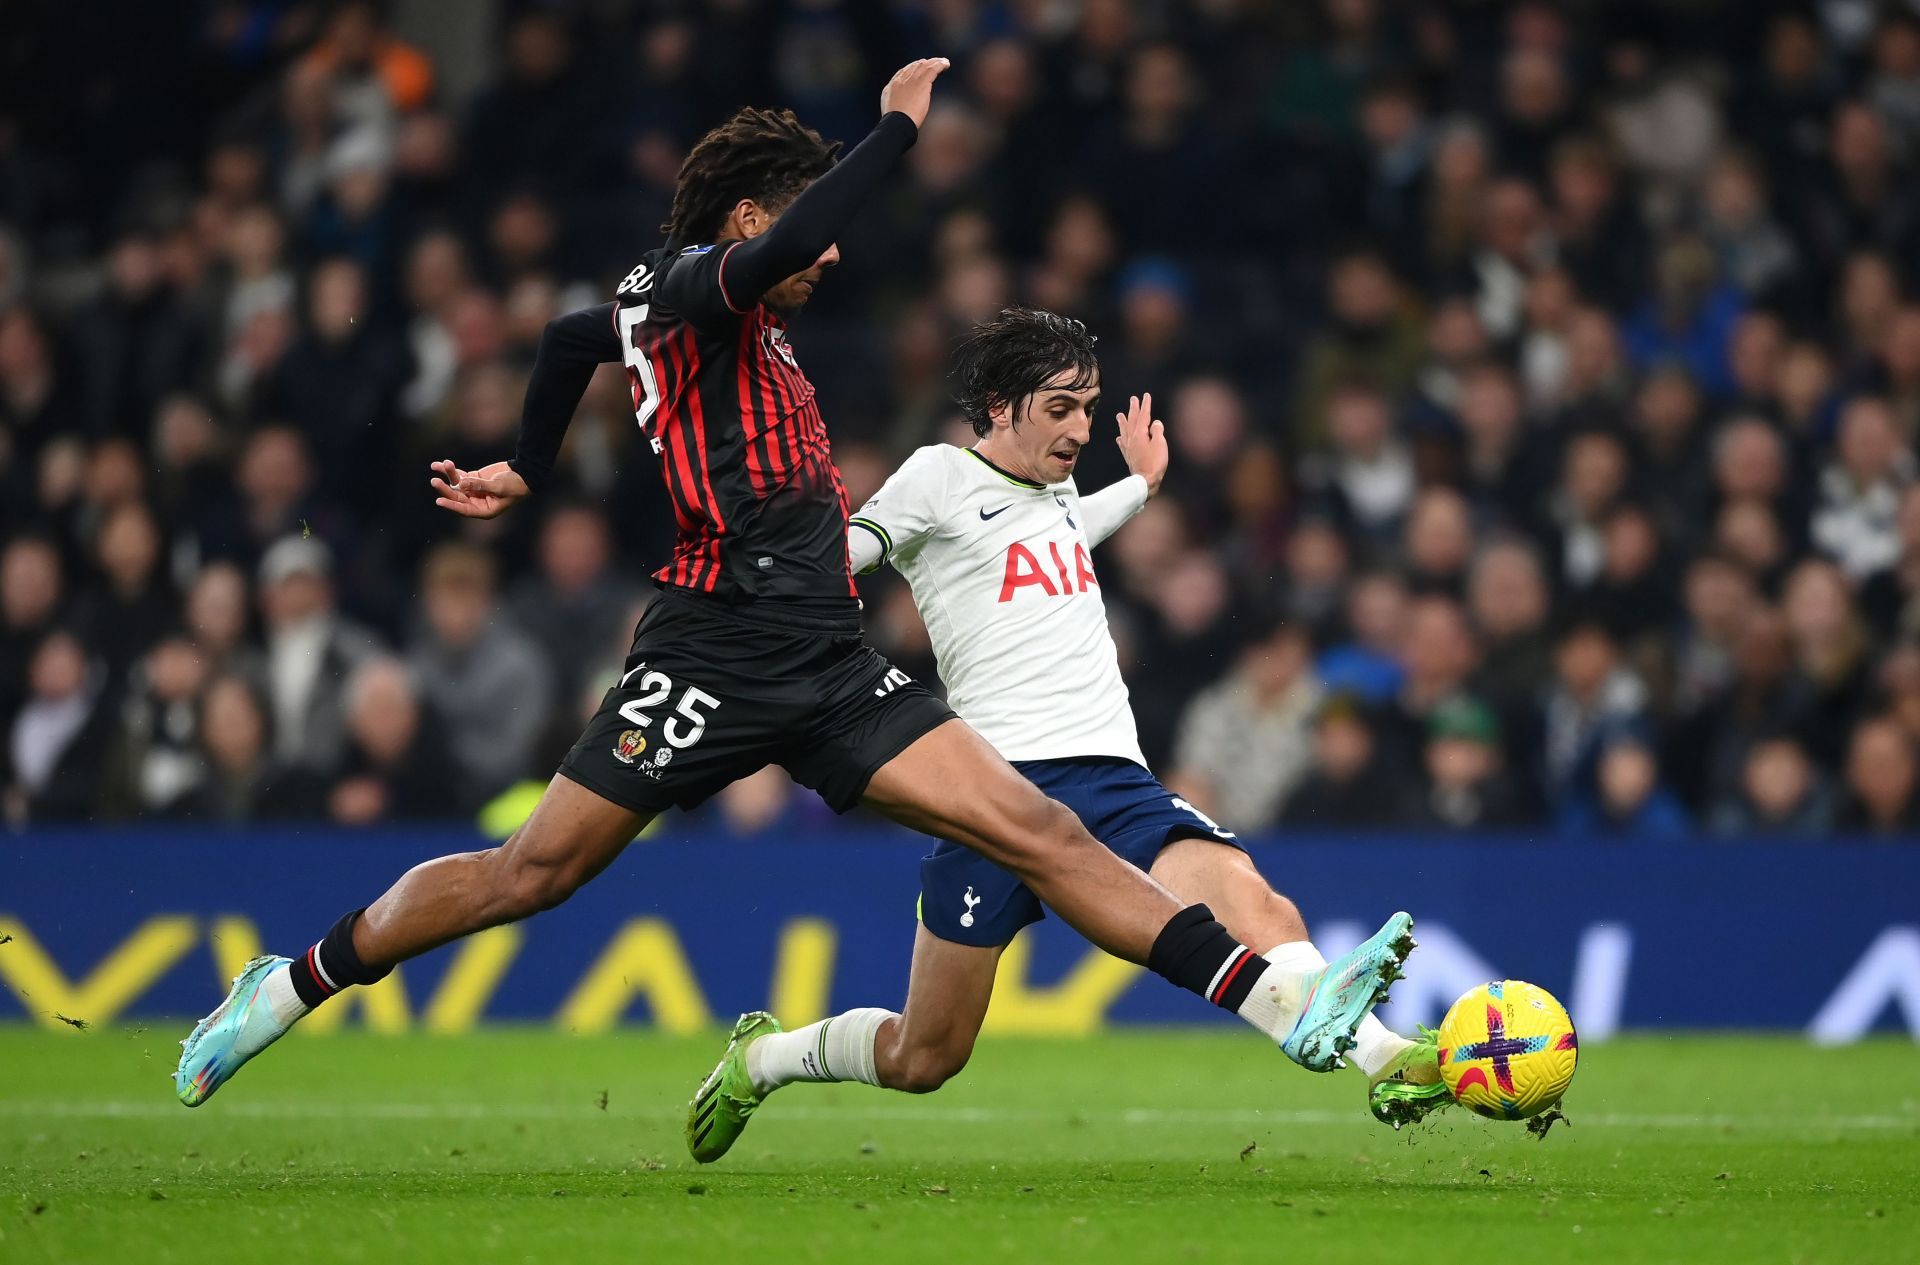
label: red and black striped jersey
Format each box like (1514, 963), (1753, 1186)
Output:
(613, 243), (857, 612)
(508, 111), (922, 628)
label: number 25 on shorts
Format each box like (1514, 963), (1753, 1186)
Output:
(617, 667), (722, 750)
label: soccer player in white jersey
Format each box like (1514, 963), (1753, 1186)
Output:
(686, 309), (1446, 1162)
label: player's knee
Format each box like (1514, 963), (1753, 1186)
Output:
(1002, 796), (1094, 872)
(1263, 889), (1309, 944)
(894, 1040), (973, 1094)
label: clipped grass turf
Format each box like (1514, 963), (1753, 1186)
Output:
(1, 1027), (1915, 1263)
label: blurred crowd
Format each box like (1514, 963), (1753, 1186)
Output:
(7, 0), (1920, 840)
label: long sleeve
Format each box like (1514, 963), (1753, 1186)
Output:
(657, 113), (919, 327)
(1080, 475), (1151, 547)
(847, 523), (885, 574)
(508, 302), (622, 491)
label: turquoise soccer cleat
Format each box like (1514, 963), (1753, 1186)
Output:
(1279, 912), (1415, 1072)
(174, 954), (292, 1107)
(1368, 1025), (1452, 1129)
(686, 1011), (782, 1164)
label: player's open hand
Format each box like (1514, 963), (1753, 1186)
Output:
(880, 57), (950, 129)
(1114, 393), (1168, 495)
(430, 459), (530, 519)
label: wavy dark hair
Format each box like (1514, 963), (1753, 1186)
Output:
(662, 107), (841, 246)
(951, 307), (1100, 437)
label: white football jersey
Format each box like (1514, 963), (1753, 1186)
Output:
(851, 445), (1149, 766)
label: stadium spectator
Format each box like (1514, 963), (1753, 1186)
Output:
(183, 562), (259, 680)
(1811, 396), (1912, 579)
(1316, 569), (1408, 704)
(509, 505), (643, 704)
(1557, 727), (1693, 839)
(1402, 487), (1475, 599)
(0, 537), (64, 724)
(6, 631), (109, 823)
(408, 541), (552, 801)
(256, 536), (382, 772)
(180, 673), (321, 824)
(101, 636), (210, 818)
(73, 502), (177, 684)
(1290, 249), (1424, 450)
(1280, 694), (1402, 830)
(1304, 380), (1415, 541)
(270, 258), (410, 507)
(1780, 559), (1874, 769)
(1415, 695), (1528, 830)
(1375, 594), (1479, 777)
(1709, 733), (1835, 835)
(1537, 618), (1650, 812)
(1169, 622), (1322, 832)
(1466, 538), (1552, 734)
(1836, 715), (1920, 834)
(327, 656), (469, 824)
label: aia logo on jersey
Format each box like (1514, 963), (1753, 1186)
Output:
(767, 327), (799, 369)
(998, 541), (1099, 602)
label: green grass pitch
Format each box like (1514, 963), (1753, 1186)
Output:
(2, 1027), (1914, 1263)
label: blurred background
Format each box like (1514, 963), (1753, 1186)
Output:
(7, 0), (1920, 851)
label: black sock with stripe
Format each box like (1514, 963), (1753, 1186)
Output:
(287, 910), (393, 1008)
(1147, 903), (1267, 1012)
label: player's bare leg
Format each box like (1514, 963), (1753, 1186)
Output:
(869, 929), (1002, 1091)
(176, 776), (649, 1105)
(354, 775), (651, 964)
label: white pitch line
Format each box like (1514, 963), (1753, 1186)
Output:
(0, 1101), (1914, 1130)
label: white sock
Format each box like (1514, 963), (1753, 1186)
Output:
(745, 1008), (894, 1094)
(1232, 940), (1325, 1040)
(1244, 940), (1408, 1076)
(1349, 1015), (1411, 1079)
(260, 963), (311, 1028)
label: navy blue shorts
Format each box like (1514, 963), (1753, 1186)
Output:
(919, 756), (1245, 947)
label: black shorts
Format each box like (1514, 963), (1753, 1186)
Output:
(558, 590), (955, 815)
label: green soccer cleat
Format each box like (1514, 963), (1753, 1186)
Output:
(1368, 1025), (1453, 1129)
(686, 1011), (781, 1164)
(1280, 912), (1415, 1072)
(174, 954), (292, 1107)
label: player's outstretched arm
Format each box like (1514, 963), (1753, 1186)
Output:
(429, 301), (623, 518)
(1081, 393), (1166, 545)
(704, 58), (949, 308)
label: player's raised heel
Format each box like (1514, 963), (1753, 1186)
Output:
(1279, 912), (1415, 1073)
(686, 1011), (781, 1164)
(174, 954), (293, 1107)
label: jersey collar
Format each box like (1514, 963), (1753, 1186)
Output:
(966, 447), (1046, 490)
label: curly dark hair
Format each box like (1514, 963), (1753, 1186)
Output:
(662, 107), (841, 246)
(951, 307), (1100, 437)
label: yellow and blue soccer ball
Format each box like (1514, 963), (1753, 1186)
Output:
(1436, 980), (1578, 1120)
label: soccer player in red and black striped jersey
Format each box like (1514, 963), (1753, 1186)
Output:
(174, 59), (1412, 1116)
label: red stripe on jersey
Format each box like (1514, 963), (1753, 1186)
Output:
(765, 321), (805, 478)
(737, 316), (770, 497)
(660, 400), (704, 536)
(680, 325), (725, 532)
(683, 542), (704, 591)
(754, 314), (792, 486)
